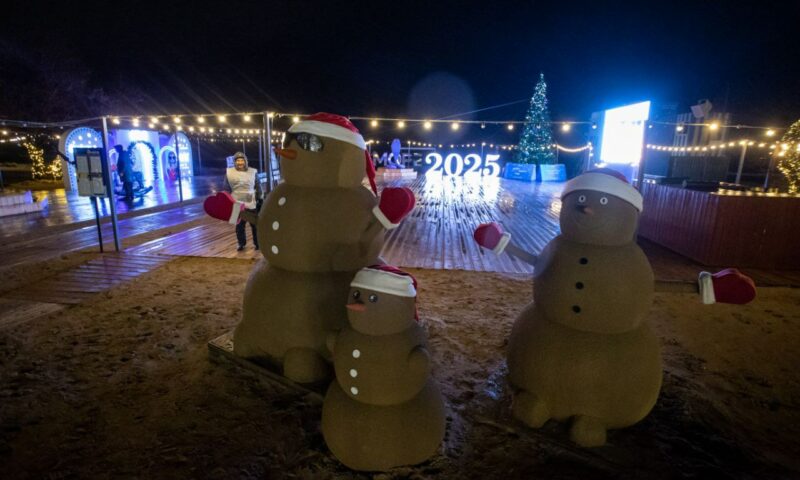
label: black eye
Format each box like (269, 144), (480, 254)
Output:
(599, 197), (608, 205)
(368, 294), (378, 303)
(352, 290), (360, 300)
(578, 195), (586, 203)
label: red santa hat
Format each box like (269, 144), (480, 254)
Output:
(288, 112), (377, 194)
(350, 265), (419, 320)
(561, 168), (643, 212)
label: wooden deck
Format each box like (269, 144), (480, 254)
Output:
(119, 174), (800, 286)
(0, 202), (207, 270)
(1, 253), (173, 305)
(124, 175), (561, 270)
(126, 219), (261, 259)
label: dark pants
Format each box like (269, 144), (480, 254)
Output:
(123, 180), (134, 200)
(236, 209), (259, 248)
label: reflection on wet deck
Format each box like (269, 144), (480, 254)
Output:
(127, 174), (562, 273)
(0, 175), (220, 239)
(382, 173), (562, 273)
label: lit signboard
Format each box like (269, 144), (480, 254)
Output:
(424, 152), (501, 176)
(600, 101), (651, 165)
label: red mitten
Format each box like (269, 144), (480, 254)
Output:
(474, 222), (511, 255)
(203, 191), (243, 225)
(373, 187), (416, 229)
(698, 268), (756, 305)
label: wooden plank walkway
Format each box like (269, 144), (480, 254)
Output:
(124, 174), (561, 271)
(1, 253), (173, 305)
(0, 203), (207, 270)
(119, 174), (800, 286)
(125, 219), (261, 259)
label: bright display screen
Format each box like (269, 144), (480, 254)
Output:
(600, 101), (651, 165)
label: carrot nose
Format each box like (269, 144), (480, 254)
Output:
(346, 303), (366, 312)
(276, 148), (297, 159)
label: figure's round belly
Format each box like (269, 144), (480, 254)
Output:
(507, 305), (662, 427)
(321, 379), (446, 471)
(258, 185), (382, 272)
(534, 237), (654, 333)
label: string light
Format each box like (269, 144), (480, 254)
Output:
(451, 122), (460, 131)
(397, 121), (406, 129)
(218, 115), (227, 123)
(676, 124), (685, 132)
(507, 124), (514, 131)
(243, 114), (251, 122)
(423, 121), (432, 130)
(198, 117), (205, 123)
(112, 117), (120, 125)
(708, 122), (720, 131)
(150, 116), (159, 123)
(132, 118), (140, 127)
(292, 116), (300, 123)
(173, 117), (181, 124)
(370, 119), (378, 127)
(267, 112), (275, 118)
(148, 123), (155, 129)
(561, 123), (571, 132)
(766, 129), (775, 137)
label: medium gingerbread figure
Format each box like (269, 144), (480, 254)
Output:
(474, 168), (756, 446)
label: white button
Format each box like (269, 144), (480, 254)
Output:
(272, 221), (279, 230)
(350, 386), (359, 395)
(352, 349), (360, 358)
(349, 369), (358, 378)
(271, 245), (279, 254)
(278, 197), (286, 206)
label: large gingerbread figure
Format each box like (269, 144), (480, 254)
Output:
(204, 113), (415, 383)
(474, 169), (756, 446)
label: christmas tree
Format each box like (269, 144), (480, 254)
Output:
(24, 141), (47, 179)
(777, 119), (800, 193)
(515, 73), (556, 165)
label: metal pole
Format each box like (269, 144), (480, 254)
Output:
(196, 137), (202, 171)
(636, 120), (649, 189)
(257, 131), (264, 175)
(262, 112), (273, 194)
(91, 196), (104, 253)
(100, 116), (121, 252)
(735, 144), (748, 185)
(763, 153), (775, 191)
(174, 132), (184, 202)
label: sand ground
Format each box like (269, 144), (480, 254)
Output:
(1, 255), (799, 479)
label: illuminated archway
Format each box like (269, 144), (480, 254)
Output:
(58, 127), (103, 191)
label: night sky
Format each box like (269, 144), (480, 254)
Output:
(2, 0), (799, 128)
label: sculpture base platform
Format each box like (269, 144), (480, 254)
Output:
(207, 331), (324, 403)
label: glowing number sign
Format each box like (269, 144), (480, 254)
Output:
(424, 152), (501, 177)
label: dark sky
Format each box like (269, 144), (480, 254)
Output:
(2, 0), (799, 128)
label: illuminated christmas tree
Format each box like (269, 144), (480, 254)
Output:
(24, 141), (47, 179)
(777, 119), (800, 193)
(49, 154), (63, 180)
(515, 73), (556, 166)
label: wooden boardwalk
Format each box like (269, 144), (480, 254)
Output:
(1, 253), (173, 305)
(124, 175), (561, 272)
(0, 202), (207, 270)
(119, 174), (800, 286)
(0, 253), (174, 330)
(126, 219), (261, 259)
